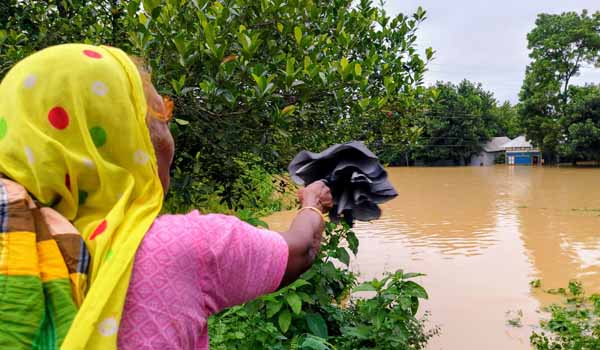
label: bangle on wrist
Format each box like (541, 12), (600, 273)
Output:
(299, 206), (326, 223)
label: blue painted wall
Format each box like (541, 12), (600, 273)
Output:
(515, 155), (531, 165)
(507, 151), (541, 165)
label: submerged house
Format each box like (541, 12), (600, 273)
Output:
(502, 135), (542, 165)
(470, 136), (511, 166)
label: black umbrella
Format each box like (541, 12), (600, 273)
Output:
(288, 141), (397, 226)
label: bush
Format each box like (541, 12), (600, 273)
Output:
(530, 280), (600, 350)
(209, 222), (437, 350)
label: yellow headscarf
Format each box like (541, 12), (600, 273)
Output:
(0, 44), (164, 349)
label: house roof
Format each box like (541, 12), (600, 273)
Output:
(483, 136), (511, 152)
(501, 135), (533, 149)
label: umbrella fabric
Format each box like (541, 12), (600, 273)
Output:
(288, 141), (397, 225)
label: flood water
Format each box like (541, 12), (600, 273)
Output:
(266, 166), (600, 350)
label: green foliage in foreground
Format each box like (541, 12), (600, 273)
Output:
(531, 280), (600, 350)
(209, 222), (437, 350)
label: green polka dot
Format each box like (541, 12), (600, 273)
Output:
(105, 249), (114, 260)
(0, 117), (7, 140)
(90, 126), (107, 147)
(78, 190), (88, 205)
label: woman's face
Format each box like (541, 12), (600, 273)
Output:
(145, 82), (175, 194)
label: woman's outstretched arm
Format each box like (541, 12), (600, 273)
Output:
(278, 181), (332, 287)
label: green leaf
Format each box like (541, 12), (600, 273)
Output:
(300, 337), (329, 350)
(403, 281), (429, 299)
(278, 308), (292, 333)
(426, 47), (434, 60)
(305, 313), (328, 339)
(303, 56), (312, 70)
(173, 33), (186, 54)
(358, 98), (370, 110)
(239, 32), (252, 51)
(416, 6), (426, 20)
(288, 278), (310, 289)
(251, 73), (267, 93)
(354, 63), (362, 76)
(143, 0), (160, 12)
(340, 57), (349, 73)
(286, 292), (302, 315)
(286, 57), (296, 77)
(346, 231), (359, 254)
(298, 292), (312, 303)
(294, 26), (302, 45)
(353, 282), (377, 292)
(291, 80), (304, 87)
(403, 272), (425, 279)
(318, 72), (327, 84)
(343, 325), (371, 339)
(138, 12), (148, 24)
(266, 300), (283, 318)
(174, 118), (189, 126)
(336, 247), (350, 266)
(277, 22), (284, 32)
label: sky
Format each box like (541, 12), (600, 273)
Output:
(384, 0), (600, 104)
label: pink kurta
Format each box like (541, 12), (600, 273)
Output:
(117, 211), (289, 349)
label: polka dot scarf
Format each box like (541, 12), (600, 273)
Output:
(0, 44), (164, 349)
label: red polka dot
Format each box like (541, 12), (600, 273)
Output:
(48, 107), (69, 130)
(89, 220), (107, 240)
(83, 50), (103, 59)
(65, 174), (71, 190)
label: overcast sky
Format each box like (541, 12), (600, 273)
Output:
(384, 0), (600, 104)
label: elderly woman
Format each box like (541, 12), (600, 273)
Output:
(0, 44), (332, 350)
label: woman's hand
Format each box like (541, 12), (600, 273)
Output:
(278, 181), (333, 288)
(297, 181), (333, 213)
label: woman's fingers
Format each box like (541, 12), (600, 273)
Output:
(298, 181), (333, 212)
(319, 187), (333, 212)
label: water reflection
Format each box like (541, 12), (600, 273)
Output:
(264, 166), (600, 350)
(362, 167), (502, 257)
(512, 167), (600, 299)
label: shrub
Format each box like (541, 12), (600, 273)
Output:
(531, 280), (600, 350)
(209, 222), (437, 350)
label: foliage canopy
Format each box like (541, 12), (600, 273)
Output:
(519, 10), (600, 162)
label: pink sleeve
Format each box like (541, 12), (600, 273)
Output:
(190, 211), (289, 315)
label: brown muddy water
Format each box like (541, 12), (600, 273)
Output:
(265, 166), (600, 350)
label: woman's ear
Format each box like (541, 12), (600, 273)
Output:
(147, 117), (175, 194)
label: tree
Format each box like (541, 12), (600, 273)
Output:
(128, 0), (433, 205)
(412, 80), (500, 165)
(493, 101), (521, 139)
(519, 10), (600, 161)
(560, 85), (600, 163)
(1, 0), (432, 208)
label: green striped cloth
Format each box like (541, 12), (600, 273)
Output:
(0, 178), (90, 349)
